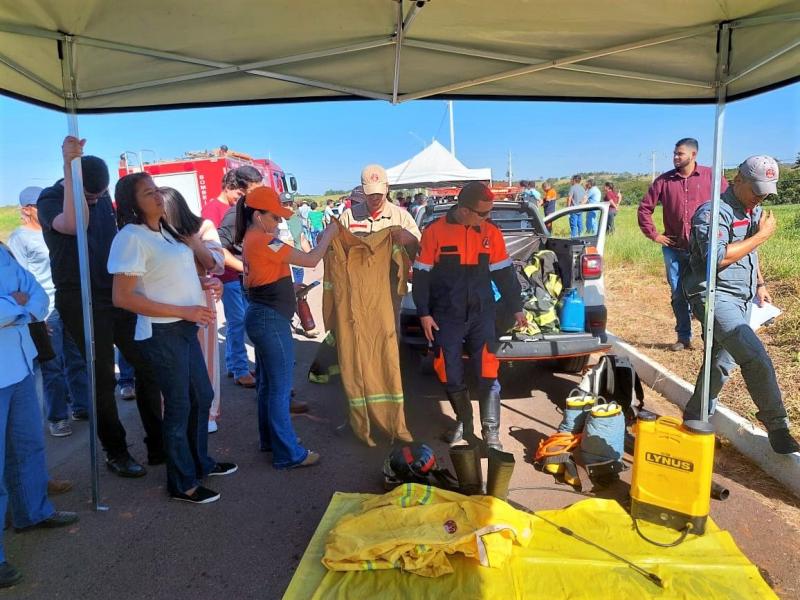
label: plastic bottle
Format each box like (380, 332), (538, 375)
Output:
(559, 288), (585, 332)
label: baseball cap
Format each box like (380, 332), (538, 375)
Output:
(457, 182), (494, 208)
(245, 186), (293, 218)
(19, 186), (43, 207)
(739, 155), (779, 195)
(349, 185), (367, 204)
(361, 164), (388, 195)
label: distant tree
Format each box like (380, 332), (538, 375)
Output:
(324, 188), (349, 196)
(794, 152), (800, 168)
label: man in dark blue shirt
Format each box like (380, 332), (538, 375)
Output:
(38, 136), (164, 476)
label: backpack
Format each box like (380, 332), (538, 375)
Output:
(515, 250), (563, 335)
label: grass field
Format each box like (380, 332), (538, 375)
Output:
(0, 205), (19, 242)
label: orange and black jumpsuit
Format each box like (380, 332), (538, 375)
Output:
(412, 208), (522, 395)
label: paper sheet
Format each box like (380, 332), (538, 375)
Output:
(749, 301), (781, 331)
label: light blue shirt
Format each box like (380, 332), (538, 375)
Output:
(0, 244), (49, 388)
(587, 186), (601, 204)
(523, 188), (542, 202)
(7, 227), (55, 317)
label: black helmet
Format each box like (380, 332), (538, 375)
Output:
(383, 443), (437, 484)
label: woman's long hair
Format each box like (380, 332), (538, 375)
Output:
(161, 186), (203, 236)
(115, 173), (183, 243)
(234, 195), (259, 246)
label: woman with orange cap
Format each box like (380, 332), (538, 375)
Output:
(235, 186), (336, 469)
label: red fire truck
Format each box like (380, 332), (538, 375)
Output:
(117, 147), (297, 215)
(428, 184), (523, 201)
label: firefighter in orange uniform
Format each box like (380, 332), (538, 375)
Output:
(412, 183), (525, 450)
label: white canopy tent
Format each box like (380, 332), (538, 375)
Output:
(386, 140), (491, 188)
(1, 0), (798, 508)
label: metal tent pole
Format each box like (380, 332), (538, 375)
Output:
(700, 23), (731, 423)
(59, 35), (107, 511)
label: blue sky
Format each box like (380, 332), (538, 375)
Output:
(0, 83), (798, 204)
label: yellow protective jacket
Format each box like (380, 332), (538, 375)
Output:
(323, 223), (413, 446)
(322, 483), (535, 577)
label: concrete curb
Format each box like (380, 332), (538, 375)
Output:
(607, 332), (800, 497)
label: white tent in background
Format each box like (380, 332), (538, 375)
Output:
(386, 140), (491, 188)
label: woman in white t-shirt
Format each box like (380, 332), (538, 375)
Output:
(108, 173), (237, 505)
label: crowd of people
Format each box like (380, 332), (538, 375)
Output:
(0, 134), (796, 587)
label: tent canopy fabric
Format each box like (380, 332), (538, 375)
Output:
(0, 1), (798, 112)
(386, 140), (491, 188)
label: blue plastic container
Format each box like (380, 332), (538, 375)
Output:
(559, 288), (585, 332)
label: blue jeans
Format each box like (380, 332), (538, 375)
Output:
(245, 303), (307, 469)
(569, 213), (583, 238)
(139, 321), (216, 495)
(684, 299), (787, 431)
(0, 373), (55, 561)
(40, 309), (89, 421)
(221, 280), (250, 379)
(116, 348), (135, 388)
(585, 209), (597, 235)
(662, 246), (693, 342)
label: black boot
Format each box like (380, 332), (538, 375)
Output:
(479, 389), (502, 451)
(443, 389), (475, 446)
(486, 448), (516, 500)
(449, 445), (483, 495)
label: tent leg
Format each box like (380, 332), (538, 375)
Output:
(699, 23), (731, 423)
(59, 36), (108, 512)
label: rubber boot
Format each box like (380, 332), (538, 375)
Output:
(479, 389), (502, 451)
(443, 389), (475, 446)
(449, 445), (483, 495)
(486, 448), (515, 500)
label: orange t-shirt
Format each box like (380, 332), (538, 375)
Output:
(242, 227), (296, 319)
(544, 188), (557, 202)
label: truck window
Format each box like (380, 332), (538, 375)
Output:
(272, 172), (284, 192)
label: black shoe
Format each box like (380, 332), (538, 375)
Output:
(208, 462), (238, 477)
(106, 453), (147, 478)
(16, 511), (79, 532)
(171, 486), (220, 504)
(479, 390), (503, 452)
(768, 428), (800, 454)
(0, 562), (21, 589)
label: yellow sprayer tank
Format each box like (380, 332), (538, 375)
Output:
(630, 412), (715, 535)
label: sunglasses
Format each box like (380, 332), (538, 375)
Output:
(463, 205), (491, 218)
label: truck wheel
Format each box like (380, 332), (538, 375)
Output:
(556, 355), (590, 373)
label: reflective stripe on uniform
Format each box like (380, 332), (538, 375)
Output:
(413, 260), (433, 271)
(489, 257), (512, 272)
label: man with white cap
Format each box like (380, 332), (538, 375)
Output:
(338, 165), (421, 252)
(8, 187), (89, 437)
(683, 156), (798, 454)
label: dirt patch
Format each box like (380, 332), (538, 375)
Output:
(605, 266), (800, 439)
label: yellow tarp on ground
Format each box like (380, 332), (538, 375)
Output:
(283, 489), (776, 600)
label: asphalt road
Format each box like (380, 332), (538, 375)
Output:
(4, 265), (799, 599)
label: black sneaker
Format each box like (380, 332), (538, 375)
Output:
(208, 462), (238, 477)
(0, 562), (21, 589)
(71, 410), (89, 421)
(170, 486), (220, 504)
(768, 428), (800, 454)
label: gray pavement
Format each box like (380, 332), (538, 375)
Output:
(4, 272), (799, 599)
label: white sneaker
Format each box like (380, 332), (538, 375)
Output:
(208, 420), (218, 434)
(119, 385), (136, 400)
(49, 419), (73, 438)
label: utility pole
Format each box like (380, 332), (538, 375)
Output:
(650, 150), (657, 182)
(448, 101), (456, 157)
(507, 150), (513, 185)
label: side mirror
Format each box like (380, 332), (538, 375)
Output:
(289, 176), (298, 192)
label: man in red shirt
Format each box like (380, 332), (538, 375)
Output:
(638, 138), (728, 351)
(201, 170), (241, 227)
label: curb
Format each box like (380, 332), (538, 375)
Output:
(607, 332), (800, 497)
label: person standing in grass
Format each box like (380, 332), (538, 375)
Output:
(682, 156), (798, 455)
(603, 181), (621, 234)
(567, 175), (585, 238)
(541, 182), (558, 232)
(638, 137), (728, 352)
(308, 201), (325, 248)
